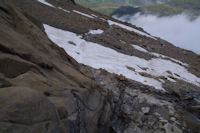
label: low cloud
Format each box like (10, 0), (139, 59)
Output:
(114, 13), (200, 54)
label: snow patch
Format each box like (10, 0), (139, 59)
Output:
(151, 52), (188, 67)
(89, 29), (104, 34)
(58, 7), (70, 13)
(37, 0), (55, 8)
(107, 20), (156, 40)
(132, 45), (148, 53)
(43, 24), (200, 91)
(91, 14), (98, 17)
(132, 45), (188, 67)
(100, 18), (106, 21)
(73, 10), (94, 19)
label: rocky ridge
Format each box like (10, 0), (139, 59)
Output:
(0, 0), (200, 133)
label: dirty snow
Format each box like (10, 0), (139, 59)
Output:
(89, 29), (104, 34)
(58, 7), (70, 13)
(44, 24), (200, 91)
(73, 10), (94, 19)
(37, 0), (55, 8)
(107, 20), (156, 40)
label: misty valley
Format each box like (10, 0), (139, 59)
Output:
(114, 14), (200, 54)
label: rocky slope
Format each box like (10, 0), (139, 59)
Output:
(0, 0), (200, 133)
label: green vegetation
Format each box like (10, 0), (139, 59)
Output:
(96, 8), (117, 16)
(170, 0), (200, 8)
(137, 0), (200, 17)
(76, 0), (169, 5)
(75, 0), (169, 15)
(168, 0), (200, 16)
(140, 4), (183, 16)
(76, 0), (123, 8)
(75, 0), (132, 15)
(75, 0), (200, 16)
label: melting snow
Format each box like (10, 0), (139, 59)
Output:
(132, 45), (148, 53)
(132, 45), (188, 67)
(89, 29), (104, 34)
(107, 20), (156, 40)
(100, 18), (106, 21)
(58, 7), (70, 13)
(73, 10), (94, 19)
(44, 24), (200, 91)
(91, 14), (98, 17)
(37, 0), (55, 8)
(151, 53), (188, 67)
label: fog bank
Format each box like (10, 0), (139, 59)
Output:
(113, 13), (200, 54)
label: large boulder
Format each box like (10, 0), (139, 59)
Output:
(0, 87), (60, 133)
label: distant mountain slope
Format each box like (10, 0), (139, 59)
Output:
(77, 0), (200, 17)
(112, 0), (200, 17)
(168, 0), (200, 15)
(76, 0), (169, 5)
(75, 0), (169, 15)
(135, 0), (200, 17)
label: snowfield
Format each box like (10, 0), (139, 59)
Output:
(44, 24), (200, 91)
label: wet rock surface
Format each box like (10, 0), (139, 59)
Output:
(0, 0), (199, 133)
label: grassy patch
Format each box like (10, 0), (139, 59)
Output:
(75, 0), (200, 16)
(96, 8), (117, 16)
(75, 1), (124, 8)
(140, 4), (183, 16)
(75, 0), (131, 16)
